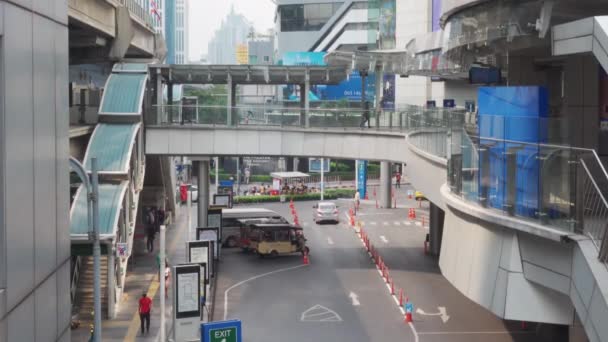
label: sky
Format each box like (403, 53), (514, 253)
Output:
(188, 0), (276, 61)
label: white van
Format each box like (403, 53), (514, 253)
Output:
(221, 208), (286, 247)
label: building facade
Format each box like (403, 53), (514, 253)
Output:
(274, 0), (378, 58)
(0, 1), (71, 341)
(175, 0), (189, 64)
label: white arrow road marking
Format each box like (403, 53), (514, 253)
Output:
(402, 221), (409, 225)
(380, 235), (389, 243)
(327, 237), (334, 245)
(301, 304), (343, 322)
(349, 292), (360, 306)
(393, 221), (401, 226)
(416, 307), (450, 323)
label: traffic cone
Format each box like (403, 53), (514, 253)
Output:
(404, 298), (413, 323)
(408, 192), (412, 199)
(390, 279), (395, 295)
(399, 289), (404, 306)
(303, 253), (309, 265)
(289, 199), (294, 208)
(365, 194), (369, 200)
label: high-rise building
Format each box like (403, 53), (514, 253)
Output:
(207, 6), (252, 64)
(274, 0), (378, 57)
(165, 0), (176, 64)
(175, 0), (189, 64)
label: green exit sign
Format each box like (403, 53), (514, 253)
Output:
(209, 327), (237, 342)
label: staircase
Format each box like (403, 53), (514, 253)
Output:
(73, 256), (108, 322)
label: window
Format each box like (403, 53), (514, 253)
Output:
(249, 55), (258, 64)
(263, 56), (270, 62)
(280, 3), (340, 32)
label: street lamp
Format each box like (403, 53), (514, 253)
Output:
(69, 156), (102, 342)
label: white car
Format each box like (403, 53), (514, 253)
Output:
(313, 202), (339, 224)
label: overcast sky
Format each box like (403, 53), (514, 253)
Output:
(188, 1), (276, 61)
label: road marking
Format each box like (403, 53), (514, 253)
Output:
(405, 222), (412, 226)
(402, 221), (409, 225)
(393, 221), (401, 226)
(349, 291), (360, 306)
(418, 331), (536, 335)
(301, 304), (343, 322)
(383, 222), (389, 226)
(224, 264), (308, 320)
(415, 221), (422, 226)
(327, 237), (334, 245)
(416, 307), (450, 323)
(409, 322), (420, 342)
(371, 221), (377, 226)
(380, 235), (389, 243)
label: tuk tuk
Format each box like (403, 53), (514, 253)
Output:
(251, 224), (309, 257)
(238, 217), (289, 252)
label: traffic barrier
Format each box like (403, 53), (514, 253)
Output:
(404, 297), (413, 323)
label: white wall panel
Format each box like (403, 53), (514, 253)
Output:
(35, 274), (58, 340)
(33, 14), (57, 284)
(7, 295), (35, 342)
(4, 3), (35, 310)
(55, 23), (70, 266)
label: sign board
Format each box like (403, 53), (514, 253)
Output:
(201, 320), (242, 342)
(426, 100), (436, 108)
(116, 242), (128, 258)
(213, 194), (232, 208)
(308, 158), (330, 173)
(357, 160), (368, 199)
(174, 264), (201, 319)
(443, 99), (455, 108)
(207, 208), (223, 252)
(197, 227), (220, 259)
(405, 302), (414, 313)
(187, 241), (211, 284)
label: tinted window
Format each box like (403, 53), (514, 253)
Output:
(280, 3), (340, 32)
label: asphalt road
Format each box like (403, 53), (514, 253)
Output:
(212, 193), (568, 342)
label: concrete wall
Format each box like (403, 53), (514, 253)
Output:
(0, 1), (71, 341)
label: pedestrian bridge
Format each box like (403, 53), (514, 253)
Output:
(144, 104), (608, 341)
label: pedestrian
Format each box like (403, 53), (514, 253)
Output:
(354, 190), (361, 212)
(244, 167), (251, 184)
(395, 172), (401, 188)
(164, 264), (171, 299)
(138, 293), (152, 336)
(360, 101), (371, 128)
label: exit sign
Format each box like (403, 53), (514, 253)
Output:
(202, 320), (241, 342)
(209, 327), (237, 342)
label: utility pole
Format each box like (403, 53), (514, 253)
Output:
(321, 158), (325, 201)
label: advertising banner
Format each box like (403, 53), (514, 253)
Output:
(357, 160), (368, 199)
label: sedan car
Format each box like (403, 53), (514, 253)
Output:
(313, 202), (339, 224)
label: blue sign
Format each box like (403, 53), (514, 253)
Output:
(282, 52), (326, 66)
(309, 158), (330, 173)
(357, 160), (368, 199)
(219, 180), (234, 187)
(201, 320), (242, 342)
(405, 303), (414, 313)
(443, 99), (455, 108)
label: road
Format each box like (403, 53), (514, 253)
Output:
(212, 191), (568, 342)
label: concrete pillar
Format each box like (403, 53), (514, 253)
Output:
(299, 83), (306, 126)
(429, 202), (445, 256)
(156, 69), (163, 124)
(227, 75), (236, 126)
(380, 161), (392, 208)
(107, 251), (116, 318)
(304, 69), (310, 127)
(196, 160), (210, 227)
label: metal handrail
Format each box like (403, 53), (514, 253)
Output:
(70, 256), (82, 303)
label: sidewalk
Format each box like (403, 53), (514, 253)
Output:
(71, 206), (191, 341)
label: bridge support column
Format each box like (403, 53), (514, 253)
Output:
(429, 202), (445, 256)
(380, 161), (392, 208)
(196, 160), (210, 227)
(374, 66), (384, 128)
(304, 69), (310, 128)
(227, 75), (236, 126)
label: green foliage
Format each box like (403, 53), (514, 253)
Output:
(234, 189), (356, 204)
(183, 85), (227, 106)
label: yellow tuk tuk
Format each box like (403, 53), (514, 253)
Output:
(252, 224), (309, 257)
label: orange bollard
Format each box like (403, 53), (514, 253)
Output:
(399, 289), (404, 306)
(364, 194), (369, 200)
(303, 252), (309, 265)
(390, 278), (395, 295)
(411, 209), (416, 219)
(404, 297), (413, 323)
(375, 199), (379, 209)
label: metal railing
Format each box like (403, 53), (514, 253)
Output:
(70, 256), (82, 304)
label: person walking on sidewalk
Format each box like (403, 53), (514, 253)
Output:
(395, 172), (401, 188)
(360, 101), (371, 128)
(138, 293), (152, 336)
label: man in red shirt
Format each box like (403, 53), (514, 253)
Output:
(139, 293), (152, 336)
